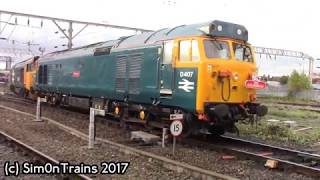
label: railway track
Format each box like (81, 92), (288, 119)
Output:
(0, 130), (92, 180)
(0, 102), (237, 180)
(259, 100), (320, 109)
(188, 135), (320, 177)
(276, 102), (320, 108)
(1, 94), (320, 178)
(0, 94), (35, 105)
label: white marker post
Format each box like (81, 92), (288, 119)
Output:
(170, 120), (183, 155)
(34, 97), (46, 122)
(88, 108), (105, 149)
(162, 128), (167, 148)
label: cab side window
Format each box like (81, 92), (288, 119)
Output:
(179, 40), (199, 62)
(179, 40), (191, 61)
(163, 40), (174, 64)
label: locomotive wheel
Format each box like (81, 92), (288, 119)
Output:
(18, 88), (26, 97)
(180, 113), (197, 138)
(143, 112), (152, 130)
(51, 95), (60, 106)
(119, 106), (128, 129)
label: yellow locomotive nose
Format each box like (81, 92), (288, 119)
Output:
(195, 37), (263, 114)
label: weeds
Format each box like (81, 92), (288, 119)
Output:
(267, 107), (320, 119)
(237, 122), (320, 145)
(258, 96), (318, 105)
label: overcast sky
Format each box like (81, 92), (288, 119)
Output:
(0, 0), (320, 75)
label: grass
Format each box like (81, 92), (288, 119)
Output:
(238, 121), (320, 145)
(267, 107), (320, 120)
(238, 106), (320, 146)
(258, 95), (319, 105)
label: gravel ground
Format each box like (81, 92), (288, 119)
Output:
(0, 138), (57, 180)
(225, 132), (310, 152)
(0, 84), (8, 95)
(0, 96), (317, 180)
(0, 106), (192, 180)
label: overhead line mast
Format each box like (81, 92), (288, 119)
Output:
(0, 10), (315, 77)
(0, 10), (153, 50)
(253, 46), (314, 78)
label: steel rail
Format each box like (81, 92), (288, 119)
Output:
(220, 135), (320, 159)
(4, 94), (320, 177)
(205, 135), (320, 177)
(0, 131), (92, 180)
(0, 104), (238, 180)
(0, 95), (35, 105)
(276, 101), (320, 108)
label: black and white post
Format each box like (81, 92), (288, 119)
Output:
(170, 120), (183, 156)
(162, 128), (167, 148)
(34, 97), (46, 122)
(88, 108), (105, 149)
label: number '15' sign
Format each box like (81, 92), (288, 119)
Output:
(170, 120), (183, 137)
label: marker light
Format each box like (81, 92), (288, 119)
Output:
(245, 80), (267, 89)
(233, 73), (239, 81)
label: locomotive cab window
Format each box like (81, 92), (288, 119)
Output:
(233, 43), (253, 62)
(179, 40), (199, 62)
(26, 63), (34, 72)
(203, 40), (230, 59)
(191, 40), (199, 61)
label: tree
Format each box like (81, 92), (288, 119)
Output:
(288, 70), (311, 96)
(279, 76), (288, 85)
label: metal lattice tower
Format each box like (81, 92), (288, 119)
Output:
(0, 56), (12, 70)
(253, 46), (314, 78)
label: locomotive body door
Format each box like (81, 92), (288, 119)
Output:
(160, 40), (174, 97)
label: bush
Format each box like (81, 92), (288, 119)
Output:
(279, 76), (288, 85)
(288, 70), (311, 96)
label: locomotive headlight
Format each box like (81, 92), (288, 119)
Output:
(237, 29), (242, 35)
(233, 73), (239, 81)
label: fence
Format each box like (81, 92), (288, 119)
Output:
(257, 86), (320, 102)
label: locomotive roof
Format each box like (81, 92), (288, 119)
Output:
(39, 20), (248, 61)
(13, 56), (39, 68)
(107, 20), (248, 51)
